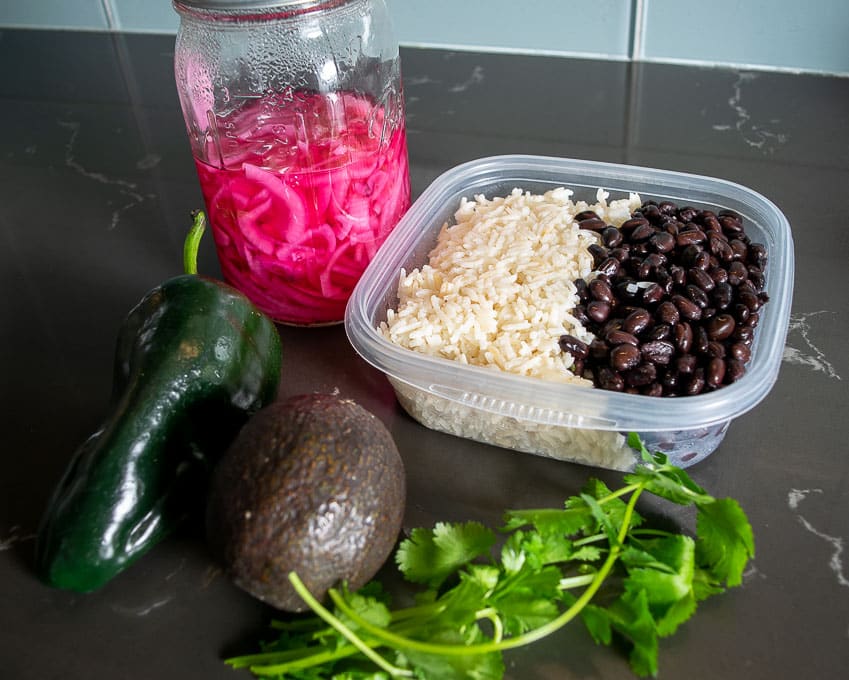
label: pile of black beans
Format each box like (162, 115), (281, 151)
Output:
(559, 200), (769, 396)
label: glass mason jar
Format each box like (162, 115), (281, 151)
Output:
(173, 0), (410, 325)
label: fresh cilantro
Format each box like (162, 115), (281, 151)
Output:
(226, 434), (754, 679)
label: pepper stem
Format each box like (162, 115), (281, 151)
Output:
(183, 210), (206, 275)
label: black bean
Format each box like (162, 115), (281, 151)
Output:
(738, 289), (762, 312)
(734, 325), (755, 344)
(694, 325), (710, 355)
(681, 244), (703, 268)
(588, 244), (609, 266)
(709, 266), (728, 284)
(587, 300), (611, 323)
(599, 322), (622, 342)
(643, 382), (664, 397)
(661, 369), (680, 391)
(607, 329), (640, 346)
(706, 341), (726, 359)
(685, 284), (710, 309)
(701, 214), (721, 232)
(650, 231), (676, 253)
(575, 278), (590, 302)
(621, 216), (650, 233)
(729, 342), (751, 362)
(655, 268), (674, 293)
(688, 267), (715, 292)
(559, 334), (589, 359)
(597, 366), (625, 391)
(575, 306), (595, 330)
(732, 303), (750, 324)
(726, 358), (746, 383)
(622, 308), (652, 335)
(670, 265), (687, 286)
(630, 223), (657, 241)
(641, 282), (665, 305)
(693, 250), (712, 271)
(728, 261), (748, 285)
(601, 226), (623, 247)
(615, 279), (642, 302)
(711, 281), (734, 309)
(641, 340), (675, 365)
(748, 267), (766, 291)
(610, 246), (630, 262)
(656, 301), (680, 325)
(641, 204), (663, 225)
(719, 214), (744, 235)
(676, 353), (697, 374)
(646, 323), (672, 341)
(709, 234), (734, 262)
(589, 338), (610, 360)
(663, 221), (682, 237)
(678, 207), (698, 222)
(673, 294), (702, 321)
(705, 313), (736, 341)
(578, 216), (608, 232)
(685, 368), (706, 395)
(644, 252), (667, 271)
(596, 256), (621, 278)
(729, 239), (748, 261)
(749, 243), (768, 268)
(707, 228), (729, 243)
(610, 343), (642, 371)
(574, 209), (599, 222)
(706, 357), (726, 387)
(674, 321), (694, 353)
(625, 362), (658, 388)
(676, 229), (706, 247)
(589, 278), (615, 303)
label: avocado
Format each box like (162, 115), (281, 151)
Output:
(205, 393), (406, 612)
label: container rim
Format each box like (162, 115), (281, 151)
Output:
(345, 154), (795, 433)
(173, 0), (349, 13)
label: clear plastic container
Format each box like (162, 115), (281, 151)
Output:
(173, 0), (410, 326)
(345, 155), (794, 470)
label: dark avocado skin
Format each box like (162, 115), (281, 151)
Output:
(206, 393), (406, 612)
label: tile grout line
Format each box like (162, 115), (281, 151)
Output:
(100, 0), (119, 30)
(630, 0), (647, 62)
(624, 0), (647, 164)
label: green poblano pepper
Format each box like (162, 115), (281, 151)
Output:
(36, 212), (283, 592)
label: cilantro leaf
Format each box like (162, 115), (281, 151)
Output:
(396, 522), (496, 588)
(607, 588), (660, 678)
(502, 506), (593, 540)
(695, 497), (755, 587)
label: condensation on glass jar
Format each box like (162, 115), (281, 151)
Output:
(173, 0), (410, 326)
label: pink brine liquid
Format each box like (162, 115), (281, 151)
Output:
(194, 90), (411, 325)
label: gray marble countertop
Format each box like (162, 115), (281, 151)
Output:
(2, 28), (848, 680)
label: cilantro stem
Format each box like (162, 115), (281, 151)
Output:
(286, 573), (414, 678)
(325, 484), (647, 658)
(558, 573), (597, 590)
(476, 607), (504, 643)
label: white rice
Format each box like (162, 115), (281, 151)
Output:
(380, 186), (642, 384)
